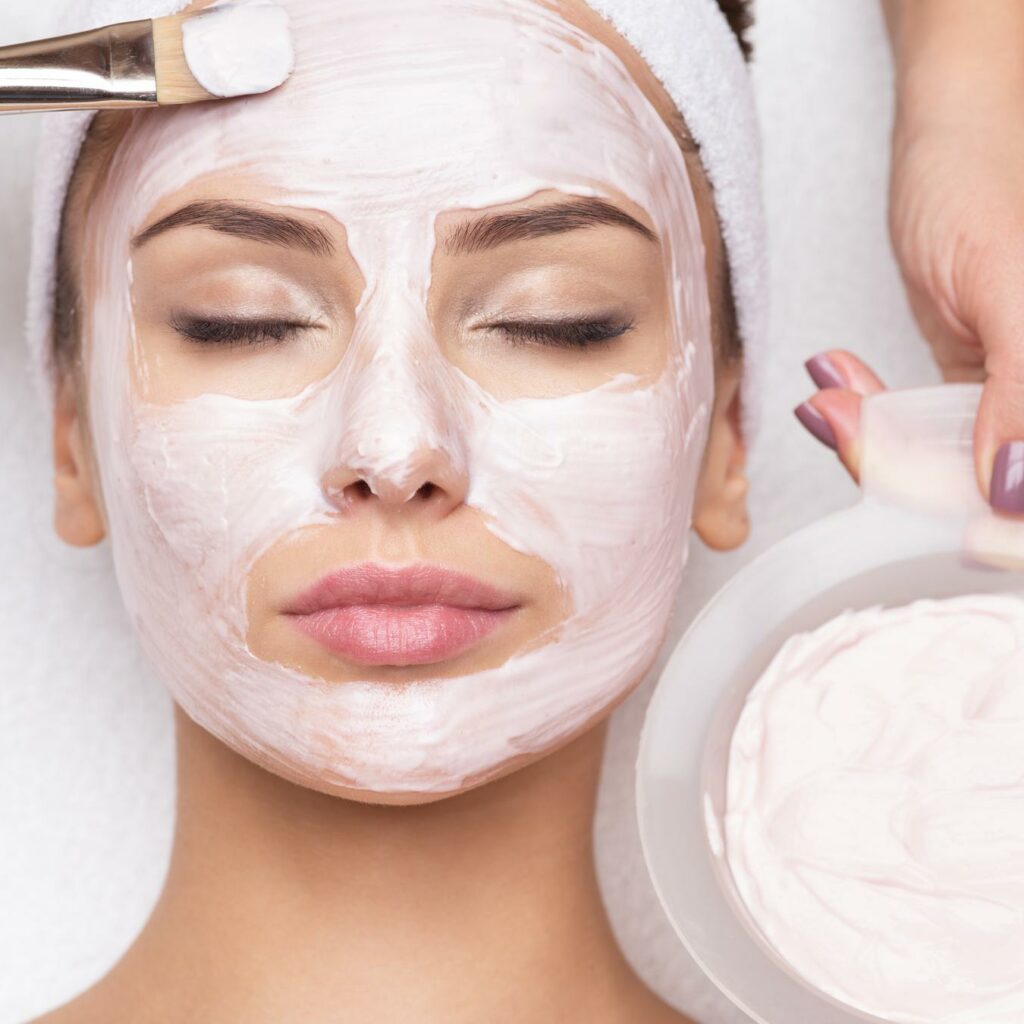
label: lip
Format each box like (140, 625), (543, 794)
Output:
(284, 563), (521, 667)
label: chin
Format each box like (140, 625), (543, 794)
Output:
(201, 681), (635, 807)
(231, 739), (545, 805)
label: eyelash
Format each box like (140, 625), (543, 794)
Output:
(169, 314), (635, 350)
(484, 316), (636, 348)
(170, 314), (315, 348)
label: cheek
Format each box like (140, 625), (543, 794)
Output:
(124, 390), (331, 617)
(457, 357), (711, 736)
(467, 374), (702, 612)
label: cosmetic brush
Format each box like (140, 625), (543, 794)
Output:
(0, 3), (295, 113)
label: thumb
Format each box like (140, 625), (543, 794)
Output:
(976, 373), (1024, 513)
(968, 263), (1024, 513)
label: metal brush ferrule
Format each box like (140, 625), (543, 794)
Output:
(0, 20), (157, 112)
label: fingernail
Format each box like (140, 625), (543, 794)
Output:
(794, 402), (838, 451)
(990, 441), (1024, 513)
(805, 353), (846, 390)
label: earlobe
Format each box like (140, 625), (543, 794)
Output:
(53, 372), (106, 548)
(692, 366), (750, 551)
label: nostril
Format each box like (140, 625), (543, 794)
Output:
(322, 463), (465, 512)
(348, 480), (374, 501)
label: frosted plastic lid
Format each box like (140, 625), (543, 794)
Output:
(860, 383), (985, 515)
(861, 384), (1024, 566)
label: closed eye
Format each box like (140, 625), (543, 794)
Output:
(170, 313), (633, 350)
(170, 313), (318, 348)
(483, 316), (636, 349)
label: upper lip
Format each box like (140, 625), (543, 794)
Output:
(284, 563), (520, 616)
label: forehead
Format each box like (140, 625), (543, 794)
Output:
(107, 0), (689, 236)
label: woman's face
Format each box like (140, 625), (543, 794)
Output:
(74, 0), (724, 801)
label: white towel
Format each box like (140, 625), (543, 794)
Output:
(24, 0), (767, 435)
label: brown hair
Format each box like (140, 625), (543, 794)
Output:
(713, 0), (754, 358)
(719, 0), (754, 61)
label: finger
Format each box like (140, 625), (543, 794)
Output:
(976, 373), (1024, 513)
(805, 349), (887, 396)
(794, 388), (865, 483)
(964, 259), (1024, 511)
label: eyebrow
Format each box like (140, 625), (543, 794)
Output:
(443, 197), (657, 256)
(131, 200), (335, 257)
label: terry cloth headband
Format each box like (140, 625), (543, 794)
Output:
(24, 0), (768, 433)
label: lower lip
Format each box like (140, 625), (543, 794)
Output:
(290, 604), (515, 667)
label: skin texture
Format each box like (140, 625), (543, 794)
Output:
(40, 1), (749, 1020)
(881, 0), (1024, 509)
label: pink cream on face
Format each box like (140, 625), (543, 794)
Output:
(81, 0), (714, 795)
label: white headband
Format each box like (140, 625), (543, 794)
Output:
(24, 0), (767, 432)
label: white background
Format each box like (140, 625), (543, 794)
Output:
(0, 2), (934, 1021)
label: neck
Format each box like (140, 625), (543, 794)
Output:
(97, 706), (660, 1023)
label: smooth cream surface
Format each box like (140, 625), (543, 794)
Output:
(83, 0), (713, 793)
(181, 1), (295, 98)
(726, 594), (1024, 1023)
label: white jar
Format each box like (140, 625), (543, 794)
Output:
(637, 384), (1024, 1024)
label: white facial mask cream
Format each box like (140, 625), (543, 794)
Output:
(82, 0), (713, 795)
(726, 593), (1024, 1024)
(181, 1), (295, 98)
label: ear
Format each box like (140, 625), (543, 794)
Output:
(692, 362), (750, 551)
(53, 371), (106, 547)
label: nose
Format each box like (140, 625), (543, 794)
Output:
(322, 445), (468, 517)
(319, 288), (470, 518)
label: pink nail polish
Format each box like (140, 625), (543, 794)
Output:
(805, 354), (845, 390)
(794, 402), (838, 451)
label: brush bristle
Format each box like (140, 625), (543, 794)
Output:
(152, 13), (212, 105)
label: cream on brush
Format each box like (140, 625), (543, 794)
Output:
(0, 3), (294, 111)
